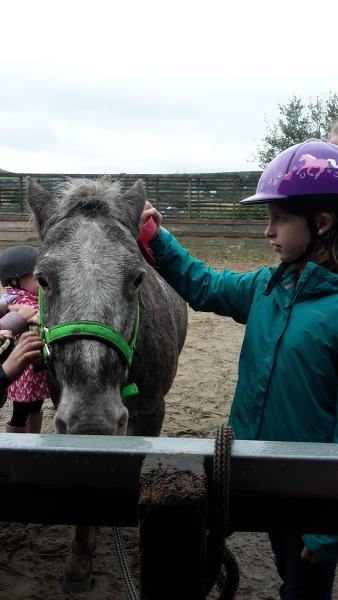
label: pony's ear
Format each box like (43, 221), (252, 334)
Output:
(117, 179), (147, 239)
(26, 178), (55, 240)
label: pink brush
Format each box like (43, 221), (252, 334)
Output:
(137, 216), (157, 264)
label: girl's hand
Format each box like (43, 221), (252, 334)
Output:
(2, 331), (44, 381)
(29, 314), (40, 325)
(301, 545), (321, 564)
(0, 330), (13, 339)
(8, 304), (37, 322)
(140, 201), (163, 237)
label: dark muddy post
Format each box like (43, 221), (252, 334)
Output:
(139, 454), (207, 600)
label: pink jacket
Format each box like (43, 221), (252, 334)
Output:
(5, 287), (49, 403)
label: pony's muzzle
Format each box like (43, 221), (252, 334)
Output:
(54, 402), (129, 436)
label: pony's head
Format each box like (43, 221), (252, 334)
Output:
(27, 177), (147, 435)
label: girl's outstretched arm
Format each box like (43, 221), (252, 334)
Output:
(1, 304), (38, 335)
(8, 304), (37, 321)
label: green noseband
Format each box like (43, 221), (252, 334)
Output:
(38, 287), (139, 400)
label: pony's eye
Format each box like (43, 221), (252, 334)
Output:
(133, 273), (144, 288)
(37, 277), (49, 289)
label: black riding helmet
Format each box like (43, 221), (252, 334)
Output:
(0, 245), (38, 287)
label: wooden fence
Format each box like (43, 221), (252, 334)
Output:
(0, 171), (264, 219)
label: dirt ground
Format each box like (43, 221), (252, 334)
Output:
(0, 239), (337, 599)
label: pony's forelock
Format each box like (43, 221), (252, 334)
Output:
(54, 177), (122, 217)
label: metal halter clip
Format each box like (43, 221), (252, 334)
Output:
(43, 342), (51, 360)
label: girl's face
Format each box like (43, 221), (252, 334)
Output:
(19, 274), (39, 295)
(265, 203), (311, 263)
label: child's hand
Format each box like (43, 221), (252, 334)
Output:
(0, 330), (13, 339)
(2, 331), (44, 381)
(8, 304), (37, 322)
(137, 201), (163, 264)
(140, 201), (163, 237)
(301, 545), (321, 564)
(29, 314), (40, 325)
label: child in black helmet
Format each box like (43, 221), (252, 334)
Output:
(0, 245), (49, 433)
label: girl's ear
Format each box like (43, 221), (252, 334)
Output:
(314, 212), (335, 236)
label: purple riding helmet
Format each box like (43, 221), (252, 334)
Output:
(241, 139), (338, 205)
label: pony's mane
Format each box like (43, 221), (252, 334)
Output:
(54, 177), (122, 219)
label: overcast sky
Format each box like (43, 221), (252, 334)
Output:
(1, 0), (337, 174)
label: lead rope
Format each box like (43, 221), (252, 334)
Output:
(206, 423), (240, 599)
(112, 526), (139, 600)
(113, 423), (239, 600)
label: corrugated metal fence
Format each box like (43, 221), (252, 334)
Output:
(0, 171), (265, 219)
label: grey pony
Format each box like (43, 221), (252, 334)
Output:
(27, 177), (187, 592)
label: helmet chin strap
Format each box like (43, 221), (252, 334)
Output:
(263, 216), (338, 297)
(263, 238), (319, 296)
(263, 209), (338, 297)
(263, 262), (291, 296)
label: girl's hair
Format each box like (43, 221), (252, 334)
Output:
(277, 196), (338, 271)
(329, 120), (338, 144)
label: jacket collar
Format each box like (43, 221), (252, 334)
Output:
(272, 262), (338, 302)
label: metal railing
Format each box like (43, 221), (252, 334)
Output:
(0, 433), (337, 531)
(1, 433), (337, 599)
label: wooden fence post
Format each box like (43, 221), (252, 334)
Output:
(19, 176), (24, 212)
(138, 454), (207, 599)
(188, 177), (192, 219)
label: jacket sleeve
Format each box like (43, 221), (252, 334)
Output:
(149, 228), (263, 323)
(0, 365), (11, 396)
(0, 312), (27, 336)
(0, 300), (8, 318)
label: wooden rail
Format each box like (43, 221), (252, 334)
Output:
(0, 171), (264, 219)
(0, 214), (268, 243)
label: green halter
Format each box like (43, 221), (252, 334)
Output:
(38, 287), (139, 400)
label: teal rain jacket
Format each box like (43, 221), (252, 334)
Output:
(150, 228), (338, 562)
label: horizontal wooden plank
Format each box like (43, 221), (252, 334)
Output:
(174, 231), (265, 238)
(164, 219), (267, 225)
(0, 171), (263, 218)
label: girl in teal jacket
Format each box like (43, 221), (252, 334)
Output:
(140, 139), (338, 600)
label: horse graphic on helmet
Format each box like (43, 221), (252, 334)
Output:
(296, 154), (338, 179)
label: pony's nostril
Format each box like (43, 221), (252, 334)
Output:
(117, 408), (128, 433)
(55, 415), (67, 434)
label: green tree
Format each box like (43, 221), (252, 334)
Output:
(255, 93), (338, 168)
